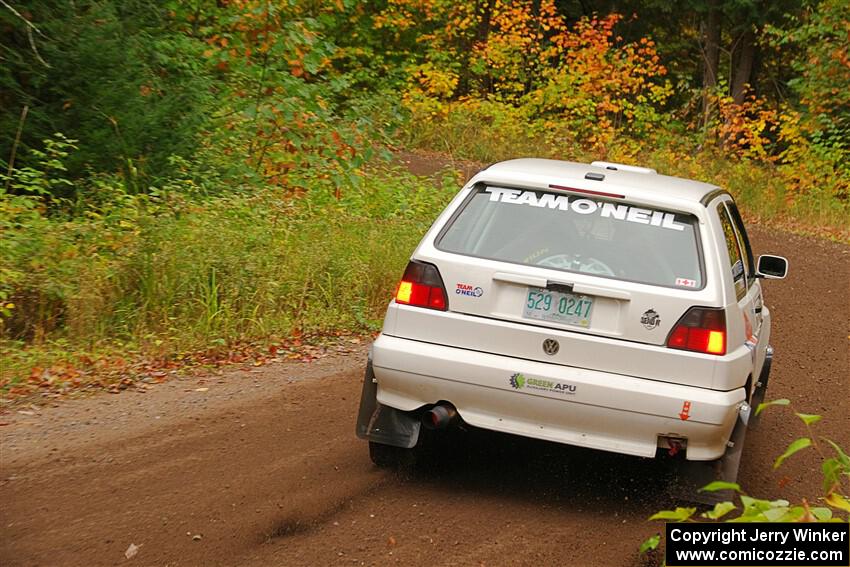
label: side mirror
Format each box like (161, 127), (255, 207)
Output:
(756, 255), (788, 279)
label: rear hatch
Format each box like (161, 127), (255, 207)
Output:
(414, 184), (710, 358)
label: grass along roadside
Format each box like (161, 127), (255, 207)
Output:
(0, 164), (460, 402)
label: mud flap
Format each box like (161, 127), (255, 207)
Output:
(355, 360), (421, 449)
(670, 404), (750, 505)
(749, 345), (773, 421)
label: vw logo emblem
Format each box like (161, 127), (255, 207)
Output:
(542, 338), (559, 356)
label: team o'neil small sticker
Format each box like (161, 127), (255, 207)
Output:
(456, 283), (483, 297)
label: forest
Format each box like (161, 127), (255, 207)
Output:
(1, 0), (848, 391)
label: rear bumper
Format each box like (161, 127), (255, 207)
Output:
(372, 334), (745, 460)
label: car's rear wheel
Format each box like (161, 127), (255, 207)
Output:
(369, 441), (418, 469)
(748, 346), (773, 428)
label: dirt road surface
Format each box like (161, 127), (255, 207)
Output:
(2, 218), (848, 565)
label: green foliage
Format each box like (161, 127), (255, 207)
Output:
(639, 400), (850, 562)
(0, 152), (457, 384)
(699, 481), (742, 494)
(772, 0), (850, 148)
(1, 0), (217, 185)
(648, 507), (697, 522)
(639, 534), (661, 554)
(191, 4), (365, 190)
(701, 501), (737, 520)
(773, 437), (812, 469)
(794, 412), (822, 426)
(755, 398), (791, 415)
(0, 133), (77, 197)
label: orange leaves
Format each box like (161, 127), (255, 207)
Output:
(330, 130), (356, 164)
(709, 90), (782, 161)
(468, 0), (565, 99)
(391, 2), (669, 148)
(528, 14), (672, 148)
(14, 363), (84, 397)
(287, 45), (308, 77)
(409, 63), (459, 100)
(1, 332), (368, 403)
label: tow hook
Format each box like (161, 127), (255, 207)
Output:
(423, 404), (458, 430)
(667, 437), (685, 457)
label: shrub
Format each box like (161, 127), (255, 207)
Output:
(0, 158), (458, 387)
(639, 400), (850, 564)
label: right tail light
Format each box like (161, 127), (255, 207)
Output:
(666, 307), (726, 355)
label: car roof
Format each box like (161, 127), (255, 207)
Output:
(474, 158), (722, 205)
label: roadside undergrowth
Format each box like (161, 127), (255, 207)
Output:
(401, 102), (850, 243)
(0, 164), (460, 402)
(1, 331), (370, 407)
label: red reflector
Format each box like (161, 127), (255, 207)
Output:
(548, 184), (625, 199)
(666, 307), (726, 356)
(428, 287), (446, 309)
(667, 325), (688, 348)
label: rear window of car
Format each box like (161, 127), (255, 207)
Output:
(436, 185), (704, 289)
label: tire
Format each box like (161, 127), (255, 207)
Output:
(369, 441), (417, 469)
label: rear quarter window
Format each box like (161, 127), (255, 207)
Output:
(437, 186), (704, 289)
(717, 202), (747, 300)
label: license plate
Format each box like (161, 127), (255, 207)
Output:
(522, 287), (593, 328)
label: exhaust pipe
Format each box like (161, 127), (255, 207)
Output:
(423, 404), (458, 430)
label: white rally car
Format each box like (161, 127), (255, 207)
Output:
(356, 159), (788, 474)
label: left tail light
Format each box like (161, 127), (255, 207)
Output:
(395, 260), (448, 311)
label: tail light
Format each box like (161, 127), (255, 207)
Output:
(666, 307), (726, 355)
(395, 260), (448, 311)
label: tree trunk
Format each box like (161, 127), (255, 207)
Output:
(459, 0), (495, 96)
(701, 0), (722, 127)
(731, 27), (757, 104)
